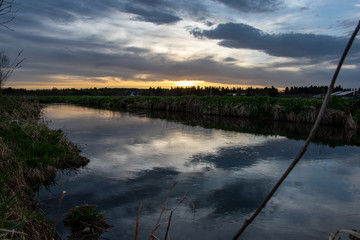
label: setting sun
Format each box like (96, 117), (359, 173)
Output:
(175, 80), (204, 87)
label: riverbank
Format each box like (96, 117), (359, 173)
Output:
(39, 102), (360, 240)
(37, 95), (360, 129)
(138, 110), (360, 147)
(0, 96), (89, 239)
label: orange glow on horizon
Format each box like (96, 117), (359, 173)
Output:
(7, 74), (268, 90)
(175, 80), (205, 87)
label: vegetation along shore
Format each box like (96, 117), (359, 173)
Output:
(36, 94), (360, 130)
(0, 95), (90, 239)
(1, 87), (360, 239)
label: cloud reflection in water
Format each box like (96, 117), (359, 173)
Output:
(40, 104), (360, 240)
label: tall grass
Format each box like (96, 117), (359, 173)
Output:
(233, 19), (360, 239)
(133, 182), (195, 240)
(63, 204), (111, 239)
(0, 137), (55, 240)
(0, 95), (89, 239)
(37, 95), (360, 121)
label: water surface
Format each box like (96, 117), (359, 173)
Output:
(39, 104), (360, 239)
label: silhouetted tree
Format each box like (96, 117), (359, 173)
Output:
(0, 51), (24, 90)
(0, 1), (24, 91)
(0, 0), (18, 30)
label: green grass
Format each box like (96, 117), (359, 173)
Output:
(64, 205), (111, 240)
(0, 123), (67, 167)
(0, 139), (56, 239)
(35, 95), (360, 122)
(64, 205), (106, 228)
(353, 110), (360, 124)
(37, 95), (350, 110)
(0, 95), (21, 117)
(0, 95), (89, 239)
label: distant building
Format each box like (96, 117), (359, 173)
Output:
(331, 90), (358, 99)
(312, 94), (325, 98)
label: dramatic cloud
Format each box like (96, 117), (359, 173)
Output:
(124, 5), (181, 24)
(133, 0), (169, 6)
(1, 0), (359, 89)
(191, 22), (357, 58)
(213, 0), (284, 12)
(18, 1), (116, 22)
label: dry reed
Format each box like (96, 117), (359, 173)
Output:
(233, 19), (360, 240)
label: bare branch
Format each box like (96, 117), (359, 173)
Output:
(0, 51), (26, 90)
(233, 19), (360, 240)
(0, 5), (12, 15)
(0, 0), (19, 30)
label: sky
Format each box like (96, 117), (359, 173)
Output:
(1, 0), (360, 89)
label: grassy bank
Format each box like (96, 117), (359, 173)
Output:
(0, 95), (89, 239)
(37, 95), (360, 126)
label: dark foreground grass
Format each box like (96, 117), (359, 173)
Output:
(37, 95), (360, 126)
(0, 95), (89, 239)
(64, 204), (111, 240)
(37, 94), (360, 111)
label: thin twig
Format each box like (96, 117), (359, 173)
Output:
(233, 19), (360, 240)
(148, 225), (160, 240)
(150, 234), (161, 240)
(54, 191), (67, 231)
(164, 211), (173, 240)
(148, 182), (177, 240)
(172, 191), (188, 212)
(135, 201), (143, 240)
(187, 194), (196, 215)
(156, 182), (177, 226)
(329, 229), (360, 240)
(0, 0), (17, 31)
(0, 228), (27, 235)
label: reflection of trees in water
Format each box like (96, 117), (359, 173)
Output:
(128, 109), (359, 147)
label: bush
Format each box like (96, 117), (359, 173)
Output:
(64, 205), (111, 240)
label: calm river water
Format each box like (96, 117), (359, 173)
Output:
(39, 104), (360, 240)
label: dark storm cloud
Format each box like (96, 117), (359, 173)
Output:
(213, 0), (283, 12)
(4, 20), (357, 88)
(132, 0), (170, 7)
(224, 57), (237, 62)
(123, 46), (151, 54)
(205, 21), (215, 27)
(124, 5), (181, 24)
(191, 22), (357, 58)
(194, 179), (271, 214)
(14, 0), (182, 27)
(3, 0), (359, 89)
(17, 0), (117, 23)
(5, 23), (349, 88)
(299, 7), (309, 11)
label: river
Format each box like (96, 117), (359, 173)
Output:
(38, 104), (360, 239)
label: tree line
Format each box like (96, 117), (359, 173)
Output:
(2, 85), (356, 97)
